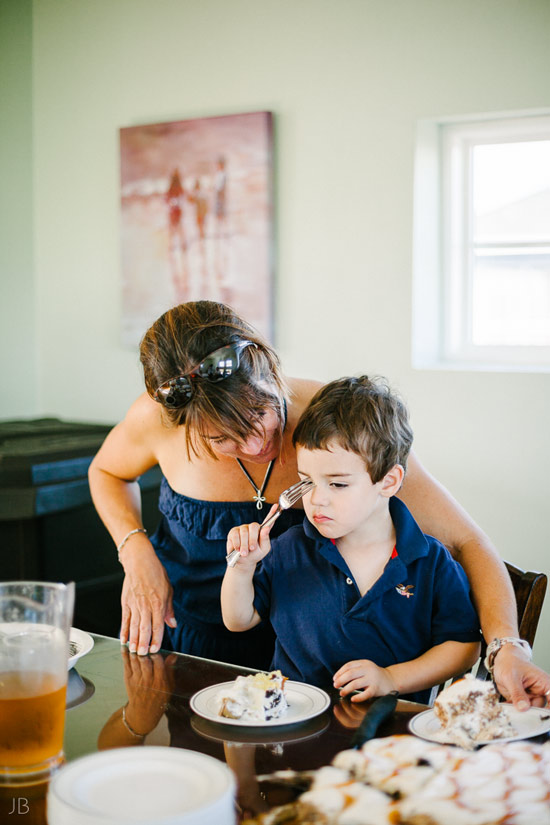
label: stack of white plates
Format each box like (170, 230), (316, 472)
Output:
(47, 747), (236, 825)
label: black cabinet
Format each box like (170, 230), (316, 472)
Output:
(0, 418), (161, 637)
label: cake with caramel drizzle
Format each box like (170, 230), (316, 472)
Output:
(244, 734), (550, 825)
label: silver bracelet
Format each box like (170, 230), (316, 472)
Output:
(121, 704), (146, 739)
(484, 636), (532, 675)
(117, 527), (148, 561)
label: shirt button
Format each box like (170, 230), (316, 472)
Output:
(346, 577), (353, 585)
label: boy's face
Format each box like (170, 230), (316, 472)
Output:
(297, 441), (390, 541)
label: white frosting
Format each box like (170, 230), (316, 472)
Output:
(436, 672), (496, 703)
(433, 673), (516, 748)
(301, 776), (392, 823)
(300, 786), (347, 816)
(310, 766), (351, 788)
(338, 785), (393, 824)
(216, 670), (288, 721)
(252, 734), (550, 825)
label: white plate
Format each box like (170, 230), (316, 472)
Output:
(190, 680), (331, 727)
(409, 706), (550, 746)
(68, 628), (94, 670)
(47, 747), (235, 825)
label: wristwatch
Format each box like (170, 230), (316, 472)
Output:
(484, 637), (532, 674)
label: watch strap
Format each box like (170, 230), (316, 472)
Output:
(484, 636), (532, 675)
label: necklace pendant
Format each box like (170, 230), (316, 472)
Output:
(235, 458), (274, 513)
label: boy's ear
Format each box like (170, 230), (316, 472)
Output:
(380, 464), (404, 497)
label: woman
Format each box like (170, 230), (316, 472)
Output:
(89, 301), (549, 707)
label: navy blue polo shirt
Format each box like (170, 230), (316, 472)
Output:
(252, 496), (480, 704)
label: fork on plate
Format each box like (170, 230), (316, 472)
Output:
(225, 477), (315, 567)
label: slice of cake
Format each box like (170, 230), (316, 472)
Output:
(433, 673), (516, 748)
(217, 670), (288, 722)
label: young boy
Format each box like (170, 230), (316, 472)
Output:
(221, 376), (481, 704)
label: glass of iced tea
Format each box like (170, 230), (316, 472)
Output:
(0, 581), (74, 785)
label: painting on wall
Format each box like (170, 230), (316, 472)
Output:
(119, 111), (274, 347)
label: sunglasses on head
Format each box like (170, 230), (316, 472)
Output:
(153, 340), (257, 407)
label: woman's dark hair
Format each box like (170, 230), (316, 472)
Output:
(140, 301), (289, 457)
(292, 375), (413, 482)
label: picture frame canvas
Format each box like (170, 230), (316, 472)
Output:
(119, 111), (274, 346)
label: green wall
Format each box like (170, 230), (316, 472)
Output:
(0, 0), (35, 417)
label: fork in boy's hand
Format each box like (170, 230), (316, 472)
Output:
(225, 478), (315, 568)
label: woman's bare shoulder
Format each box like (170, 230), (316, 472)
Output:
(124, 392), (165, 428)
(90, 393), (167, 478)
(122, 392), (181, 445)
(286, 376), (325, 415)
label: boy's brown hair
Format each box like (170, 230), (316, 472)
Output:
(292, 376), (413, 483)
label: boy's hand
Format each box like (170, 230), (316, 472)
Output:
(226, 503), (278, 567)
(333, 659), (398, 702)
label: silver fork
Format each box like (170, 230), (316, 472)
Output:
(225, 477), (315, 567)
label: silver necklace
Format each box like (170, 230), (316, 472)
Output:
(235, 458), (274, 510)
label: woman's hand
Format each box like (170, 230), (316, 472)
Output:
(97, 649), (176, 750)
(492, 645), (550, 710)
(333, 659), (398, 702)
(119, 537), (176, 655)
(121, 649), (176, 734)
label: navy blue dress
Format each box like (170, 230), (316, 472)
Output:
(151, 477), (304, 669)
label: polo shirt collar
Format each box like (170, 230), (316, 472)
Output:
(302, 516), (349, 576)
(389, 496), (430, 563)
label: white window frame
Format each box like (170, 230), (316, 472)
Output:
(412, 109), (550, 373)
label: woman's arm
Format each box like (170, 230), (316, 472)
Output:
(398, 451), (517, 641)
(398, 452), (550, 708)
(88, 396), (176, 654)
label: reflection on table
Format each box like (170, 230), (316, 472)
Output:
(1, 633), (429, 824)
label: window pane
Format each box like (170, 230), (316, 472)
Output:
(473, 141), (550, 244)
(472, 250), (550, 346)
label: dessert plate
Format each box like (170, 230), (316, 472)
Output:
(68, 628), (94, 670)
(190, 680), (330, 727)
(409, 706), (550, 746)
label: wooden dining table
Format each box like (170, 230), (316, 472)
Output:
(0, 632), (432, 824)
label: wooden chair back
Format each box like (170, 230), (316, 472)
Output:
(504, 560), (547, 648)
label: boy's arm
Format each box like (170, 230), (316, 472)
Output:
(221, 512), (277, 632)
(334, 641), (480, 701)
(221, 563), (262, 632)
(385, 640), (481, 696)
